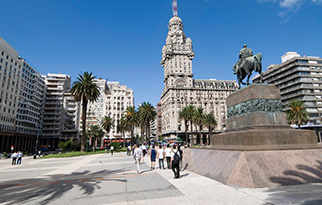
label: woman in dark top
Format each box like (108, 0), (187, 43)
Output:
(150, 145), (156, 170)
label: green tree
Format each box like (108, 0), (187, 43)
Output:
(138, 102), (157, 144)
(286, 100), (309, 129)
(203, 113), (217, 144)
(101, 115), (114, 140)
(117, 116), (128, 147)
(179, 107), (190, 144)
(124, 106), (138, 145)
(71, 72), (100, 152)
(87, 125), (104, 152)
(185, 105), (196, 145)
(193, 107), (204, 144)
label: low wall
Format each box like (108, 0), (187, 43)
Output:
(183, 148), (322, 188)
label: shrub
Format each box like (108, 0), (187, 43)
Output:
(3, 152), (7, 158)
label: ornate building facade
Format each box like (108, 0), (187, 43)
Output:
(160, 15), (238, 142)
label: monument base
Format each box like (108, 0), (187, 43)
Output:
(183, 148), (322, 188)
(211, 128), (318, 151)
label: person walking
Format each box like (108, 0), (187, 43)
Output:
(127, 145), (131, 156)
(157, 145), (165, 169)
(178, 145), (183, 170)
(150, 145), (156, 170)
(17, 151), (23, 165)
(12, 152), (18, 165)
(171, 144), (181, 179)
(110, 145), (114, 155)
(164, 144), (172, 169)
(133, 144), (143, 174)
(142, 143), (147, 162)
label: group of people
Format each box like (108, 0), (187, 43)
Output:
(132, 143), (183, 179)
(11, 151), (23, 165)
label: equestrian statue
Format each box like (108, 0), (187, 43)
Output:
(233, 44), (263, 89)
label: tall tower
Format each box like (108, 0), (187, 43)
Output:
(161, 0), (195, 91)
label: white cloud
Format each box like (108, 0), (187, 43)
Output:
(258, 0), (322, 21)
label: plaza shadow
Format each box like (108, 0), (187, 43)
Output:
(0, 169), (127, 205)
(264, 160), (322, 204)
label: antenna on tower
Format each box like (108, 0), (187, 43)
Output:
(173, 0), (178, 17)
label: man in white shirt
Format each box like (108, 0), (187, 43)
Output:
(133, 144), (143, 174)
(17, 151), (23, 165)
(164, 144), (172, 169)
(171, 144), (181, 179)
(157, 145), (165, 169)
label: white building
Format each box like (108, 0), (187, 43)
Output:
(0, 36), (46, 152)
(61, 92), (81, 142)
(81, 79), (134, 144)
(42, 73), (71, 149)
(160, 10), (238, 143)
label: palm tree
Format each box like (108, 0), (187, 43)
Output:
(203, 113), (217, 145)
(87, 125), (104, 152)
(117, 116), (128, 147)
(186, 105), (196, 145)
(139, 102), (157, 144)
(193, 107), (204, 144)
(124, 106), (137, 145)
(101, 115), (114, 142)
(71, 72), (100, 152)
(286, 100), (309, 129)
(179, 107), (190, 144)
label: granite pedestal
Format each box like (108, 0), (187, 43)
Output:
(184, 84), (321, 188)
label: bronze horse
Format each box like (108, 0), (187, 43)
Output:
(233, 53), (263, 89)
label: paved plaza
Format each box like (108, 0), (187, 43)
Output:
(0, 152), (322, 205)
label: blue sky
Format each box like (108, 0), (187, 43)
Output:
(1, 0), (321, 107)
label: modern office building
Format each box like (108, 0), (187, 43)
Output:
(253, 52), (322, 126)
(41, 73), (71, 149)
(0, 36), (46, 152)
(159, 8), (238, 142)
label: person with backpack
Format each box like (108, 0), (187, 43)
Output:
(150, 145), (156, 170)
(171, 144), (181, 179)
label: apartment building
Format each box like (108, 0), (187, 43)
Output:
(0, 36), (45, 152)
(61, 92), (81, 142)
(80, 80), (134, 144)
(41, 73), (71, 149)
(253, 52), (322, 126)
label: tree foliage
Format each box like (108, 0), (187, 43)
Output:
(71, 72), (100, 152)
(286, 100), (309, 128)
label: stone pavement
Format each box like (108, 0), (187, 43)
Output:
(0, 152), (321, 204)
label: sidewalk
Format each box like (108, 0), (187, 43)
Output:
(139, 151), (322, 205)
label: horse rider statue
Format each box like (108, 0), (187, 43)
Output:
(233, 44), (263, 88)
(234, 44), (253, 74)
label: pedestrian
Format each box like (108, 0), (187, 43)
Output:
(110, 145), (114, 155)
(12, 152), (17, 165)
(171, 144), (181, 179)
(178, 145), (183, 170)
(17, 151), (23, 165)
(133, 144), (143, 174)
(157, 145), (165, 169)
(127, 145), (131, 156)
(150, 145), (156, 170)
(164, 144), (172, 169)
(142, 143), (147, 162)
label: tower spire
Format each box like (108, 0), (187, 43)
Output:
(172, 0), (178, 16)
